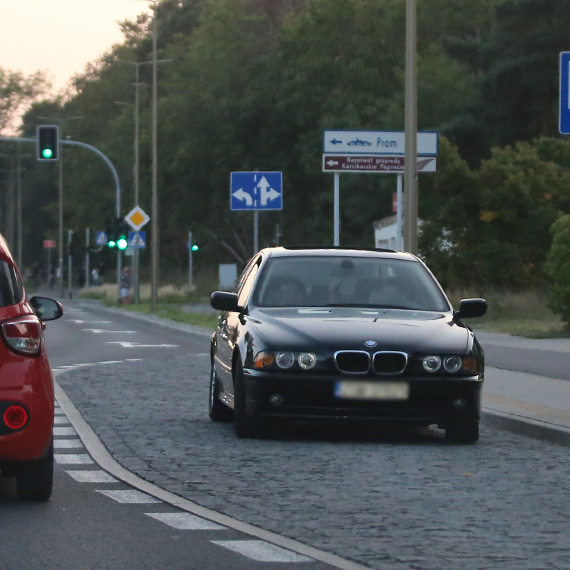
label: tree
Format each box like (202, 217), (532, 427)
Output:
(0, 67), (50, 135)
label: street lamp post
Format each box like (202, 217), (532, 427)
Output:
(109, 51), (170, 305)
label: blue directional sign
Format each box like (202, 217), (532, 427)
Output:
(560, 52), (570, 134)
(128, 231), (146, 249)
(230, 172), (283, 211)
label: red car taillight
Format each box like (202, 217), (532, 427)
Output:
(1, 316), (43, 356)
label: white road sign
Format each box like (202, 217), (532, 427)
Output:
(323, 130), (438, 156)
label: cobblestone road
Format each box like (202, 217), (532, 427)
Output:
(57, 353), (570, 570)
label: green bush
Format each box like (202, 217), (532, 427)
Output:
(545, 215), (570, 326)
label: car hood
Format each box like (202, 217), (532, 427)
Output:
(247, 306), (474, 354)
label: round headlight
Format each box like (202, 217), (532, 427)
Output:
(443, 355), (462, 373)
(276, 352), (295, 369)
(298, 353), (317, 370)
(422, 355), (441, 373)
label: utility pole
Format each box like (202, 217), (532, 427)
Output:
(403, 0), (418, 254)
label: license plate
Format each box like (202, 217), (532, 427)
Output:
(335, 380), (409, 401)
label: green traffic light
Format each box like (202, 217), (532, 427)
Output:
(191, 244), (199, 252)
(108, 240), (117, 248)
(117, 237), (128, 251)
(42, 148), (53, 159)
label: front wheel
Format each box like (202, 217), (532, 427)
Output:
(16, 439), (54, 501)
(445, 422), (479, 444)
(233, 359), (260, 438)
(209, 364), (233, 422)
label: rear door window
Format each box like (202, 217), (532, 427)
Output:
(0, 261), (23, 307)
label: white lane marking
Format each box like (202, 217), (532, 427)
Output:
(53, 416), (70, 425)
(52, 359), (144, 374)
(145, 512), (225, 530)
(55, 453), (94, 465)
(97, 489), (162, 504)
(106, 341), (178, 348)
(212, 540), (313, 563)
(69, 320), (112, 324)
(53, 426), (77, 436)
(66, 470), (118, 483)
(54, 439), (83, 449)
(82, 329), (137, 334)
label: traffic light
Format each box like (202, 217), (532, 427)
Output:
(36, 125), (59, 161)
(191, 244), (199, 252)
(106, 217), (129, 250)
(116, 218), (129, 251)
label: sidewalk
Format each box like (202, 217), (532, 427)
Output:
(476, 329), (570, 446)
(72, 299), (570, 446)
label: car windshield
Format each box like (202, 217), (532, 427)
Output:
(254, 255), (450, 311)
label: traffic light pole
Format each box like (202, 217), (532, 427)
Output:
(1, 135), (123, 302)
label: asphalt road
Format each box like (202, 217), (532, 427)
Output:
(0, 300), (326, 570)
(29, 298), (570, 570)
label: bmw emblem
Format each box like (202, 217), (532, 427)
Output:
(364, 340), (377, 348)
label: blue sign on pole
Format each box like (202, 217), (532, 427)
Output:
(128, 231), (146, 249)
(560, 52), (570, 134)
(96, 231), (108, 246)
(230, 172), (283, 211)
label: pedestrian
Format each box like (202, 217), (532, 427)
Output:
(91, 267), (100, 286)
(120, 266), (132, 304)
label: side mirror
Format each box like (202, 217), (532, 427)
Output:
(210, 291), (241, 312)
(28, 296), (64, 321)
(455, 298), (487, 319)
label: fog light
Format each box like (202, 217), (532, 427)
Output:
(452, 398), (466, 410)
(269, 394), (283, 406)
(3, 405), (28, 430)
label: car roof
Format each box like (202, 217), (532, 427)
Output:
(259, 246), (419, 262)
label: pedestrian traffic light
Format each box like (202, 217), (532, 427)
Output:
(36, 125), (59, 161)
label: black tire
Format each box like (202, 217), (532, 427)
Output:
(233, 359), (259, 438)
(445, 422), (479, 444)
(16, 439), (54, 501)
(209, 364), (233, 422)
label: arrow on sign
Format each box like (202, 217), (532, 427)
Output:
(232, 188), (253, 206)
(326, 159), (340, 167)
(257, 176), (280, 206)
(330, 138), (343, 145)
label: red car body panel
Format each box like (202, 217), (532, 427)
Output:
(0, 236), (56, 464)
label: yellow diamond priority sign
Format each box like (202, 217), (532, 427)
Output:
(125, 205), (150, 231)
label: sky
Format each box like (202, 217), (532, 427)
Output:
(1, 0), (150, 93)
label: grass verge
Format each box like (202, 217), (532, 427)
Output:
(80, 283), (569, 339)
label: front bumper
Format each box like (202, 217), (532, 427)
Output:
(243, 369), (483, 427)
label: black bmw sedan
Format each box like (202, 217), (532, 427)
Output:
(209, 247), (487, 443)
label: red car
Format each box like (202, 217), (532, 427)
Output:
(0, 236), (63, 500)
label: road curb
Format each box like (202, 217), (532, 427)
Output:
(54, 373), (373, 570)
(482, 410), (570, 448)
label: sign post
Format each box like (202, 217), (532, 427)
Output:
(323, 130), (438, 250)
(230, 172), (283, 253)
(560, 52), (570, 134)
(125, 205), (150, 304)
